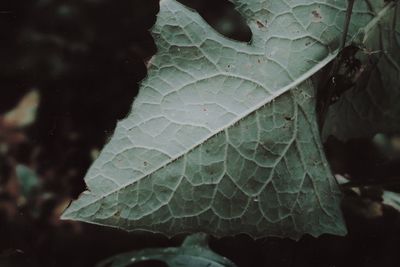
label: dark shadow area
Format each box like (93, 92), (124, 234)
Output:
(131, 261), (168, 267)
(177, 0), (252, 42)
(1, 0), (159, 198)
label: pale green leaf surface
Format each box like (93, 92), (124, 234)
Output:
(383, 191), (400, 212)
(323, 1), (400, 140)
(63, 0), (388, 239)
(96, 233), (237, 267)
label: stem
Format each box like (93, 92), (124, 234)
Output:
(340, 0), (356, 50)
(317, 0), (355, 130)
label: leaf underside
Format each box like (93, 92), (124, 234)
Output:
(63, 0), (390, 239)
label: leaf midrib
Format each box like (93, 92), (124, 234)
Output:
(65, 51), (339, 214)
(67, 0), (399, 213)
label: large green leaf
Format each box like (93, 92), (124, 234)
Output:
(97, 233), (237, 267)
(323, 1), (400, 140)
(62, 0), (389, 239)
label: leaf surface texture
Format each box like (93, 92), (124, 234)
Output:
(63, 0), (390, 239)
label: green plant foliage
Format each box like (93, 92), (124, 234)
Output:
(97, 233), (236, 267)
(16, 164), (40, 198)
(323, 1), (400, 140)
(383, 190), (400, 212)
(62, 0), (393, 239)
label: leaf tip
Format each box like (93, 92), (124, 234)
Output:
(60, 203), (75, 221)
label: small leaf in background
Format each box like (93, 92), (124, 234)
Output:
(382, 191), (400, 212)
(3, 90), (40, 128)
(0, 90), (40, 150)
(373, 133), (400, 160)
(15, 164), (40, 199)
(97, 233), (236, 267)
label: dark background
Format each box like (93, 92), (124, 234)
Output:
(1, 0), (400, 266)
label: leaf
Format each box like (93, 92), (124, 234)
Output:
(16, 165), (40, 198)
(62, 0), (390, 239)
(383, 191), (400, 212)
(323, 1), (400, 140)
(97, 233), (237, 267)
(0, 90), (40, 147)
(4, 90), (40, 128)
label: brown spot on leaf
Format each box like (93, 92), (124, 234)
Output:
(311, 9), (322, 22)
(256, 20), (266, 29)
(284, 116), (293, 121)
